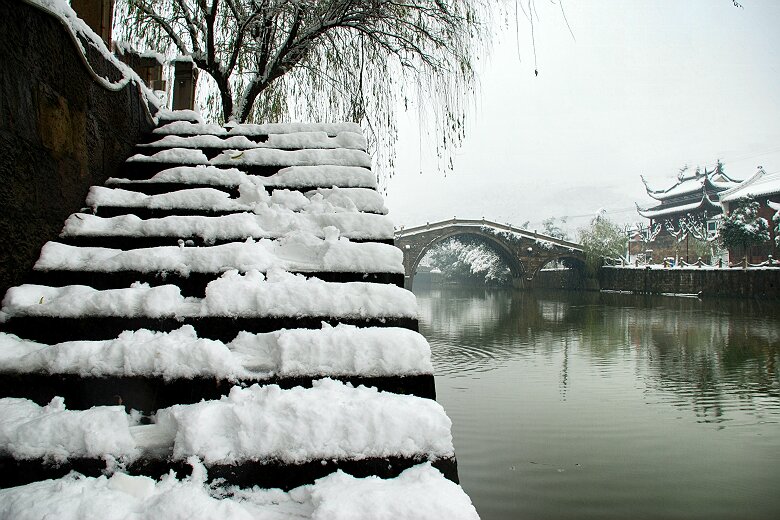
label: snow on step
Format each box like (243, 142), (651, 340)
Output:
(0, 462), (478, 520)
(36, 234), (403, 275)
(154, 379), (453, 464)
(107, 165), (377, 189)
(60, 211), (394, 242)
(0, 380), (452, 464)
(87, 184), (388, 214)
(138, 131), (366, 151)
(0, 397), (137, 462)
(126, 148), (371, 168)
(0, 270), (417, 321)
(0, 324), (432, 381)
(153, 121), (362, 137)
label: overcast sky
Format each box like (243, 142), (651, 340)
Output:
(385, 0), (780, 236)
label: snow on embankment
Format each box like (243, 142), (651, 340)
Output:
(0, 269), (417, 321)
(0, 324), (433, 380)
(0, 379), (452, 463)
(108, 165), (378, 190)
(87, 184), (388, 214)
(0, 462), (478, 520)
(59, 211), (394, 242)
(35, 233), (403, 275)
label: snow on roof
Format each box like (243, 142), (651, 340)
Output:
(641, 168), (741, 202)
(0, 462), (478, 520)
(0, 379), (450, 464)
(60, 211), (394, 241)
(0, 323), (432, 380)
(35, 234), (404, 275)
(636, 194), (720, 219)
(720, 168), (780, 202)
(0, 270), (417, 321)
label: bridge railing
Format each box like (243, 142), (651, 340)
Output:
(394, 218), (583, 251)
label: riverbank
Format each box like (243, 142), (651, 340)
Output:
(598, 265), (780, 299)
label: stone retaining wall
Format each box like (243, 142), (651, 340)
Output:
(0, 0), (155, 297)
(599, 266), (780, 299)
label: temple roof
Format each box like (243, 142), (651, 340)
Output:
(641, 165), (740, 202)
(637, 192), (722, 219)
(720, 167), (780, 203)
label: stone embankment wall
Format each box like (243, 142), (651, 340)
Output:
(599, 266), (780, 299)
(0, 0), (155, 297)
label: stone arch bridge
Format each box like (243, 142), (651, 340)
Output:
(394, 218), (586, 289)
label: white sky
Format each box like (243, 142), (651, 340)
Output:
(385, 0), (780, 236)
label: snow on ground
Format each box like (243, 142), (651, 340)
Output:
(106, 165), (377, 189)
(155, 379), (453, 464)
(0, 324), (432, 380)
(139, 131), (366, 151)
(209, 148), (371, 168)
(0, 269), (418, 321)
(0, 379), (451, 464)
(35, 233), (403, 275)
(59, 211), (394, 242)
(87, 184), (387, 214)
(153, 121), (362, 137)
(127, 148), (209, 165)
(0, 461), (478, 520)
(0, 396), (138, 462)
(126, 147), (370, 169)
(155, 109), (204, 124)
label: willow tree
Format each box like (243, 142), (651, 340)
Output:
(116, 0), (493, 172)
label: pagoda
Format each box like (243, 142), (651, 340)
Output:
(633, 163), (741, 262)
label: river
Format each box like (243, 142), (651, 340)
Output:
(415, 286), (780, 520)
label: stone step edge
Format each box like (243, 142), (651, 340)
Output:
(0, 455), (458, 491)
(0, 372), (436, 411)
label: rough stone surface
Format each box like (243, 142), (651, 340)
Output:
(599, 266), (780, 299)
(0, 0), (155, 298)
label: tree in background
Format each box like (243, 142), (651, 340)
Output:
(718, 198), (770, 261)
(116, 0), (496, 174)
(541, 217), (569, 240)
(426, 237), (512, 286)
(578, 211), (627, 269)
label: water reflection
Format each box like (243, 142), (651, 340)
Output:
(418, 287), (780, 421)
(417, 287), (780, 520)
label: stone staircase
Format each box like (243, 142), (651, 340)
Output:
(0, 115), (467, 513)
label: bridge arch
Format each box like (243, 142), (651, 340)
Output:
(407, 229), (527, 287)
(394, 218), (586, 291)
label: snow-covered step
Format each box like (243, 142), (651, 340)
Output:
(0, 380), (456, 489)
(58, 211), (394, 244)
(86, 185), (388, 217)
(0, 273), (419, 342)
(0, 325), (436, 409)
(120, 148), (373, 179)
(147, 121), (363, 138)
(28, 238), (404, 294)
(0, 462), (478, 520)
(108, 165), (378, 190)
(136, 130), (367, 153)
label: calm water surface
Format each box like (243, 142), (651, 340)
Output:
(415, 286), (780, 520)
